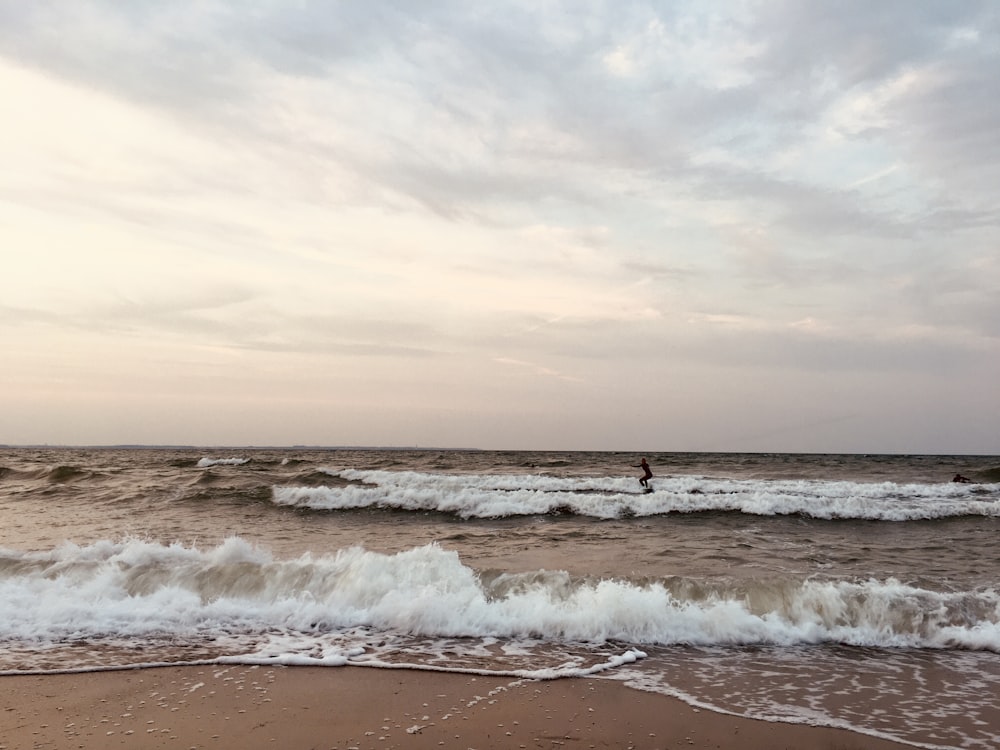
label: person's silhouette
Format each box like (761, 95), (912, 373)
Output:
(634, 458), (653, 489)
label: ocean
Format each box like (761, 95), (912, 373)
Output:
(1, 447), (998, 749)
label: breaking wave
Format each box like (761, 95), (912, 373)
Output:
(271, 468), (1000, 521)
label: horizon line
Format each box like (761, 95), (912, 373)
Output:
(1, 444), (996, 457)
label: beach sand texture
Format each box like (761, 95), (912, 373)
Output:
(1, 665), (911, 749)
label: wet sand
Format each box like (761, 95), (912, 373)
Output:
(0, 665), (911, 749)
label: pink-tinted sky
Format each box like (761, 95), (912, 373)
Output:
(2, 1), (998, 452)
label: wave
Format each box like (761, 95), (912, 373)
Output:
(1, 538), (997, 672)
(197, 457), (251, 468)
(980, 465), (1000, 482)
(270, 469), (1000, 521)
(28, 465), (107, 484)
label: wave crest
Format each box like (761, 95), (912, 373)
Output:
(270, 469), (1000, 521)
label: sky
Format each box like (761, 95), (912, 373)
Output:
(1, 1), (998, 453)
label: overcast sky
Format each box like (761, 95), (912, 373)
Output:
(1, 1), (998, 453)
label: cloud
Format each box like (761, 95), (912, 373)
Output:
(0, 1), (997, 449)
(493, 356), (585, 383)
(5, 1), (994, 233)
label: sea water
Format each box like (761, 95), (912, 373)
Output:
(1, 448), (998, 748)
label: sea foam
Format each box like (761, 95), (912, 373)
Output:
(1, 537), (998, 674)
(270, 468), (1000, 521)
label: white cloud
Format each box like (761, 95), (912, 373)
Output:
(0, 0), (997, 451)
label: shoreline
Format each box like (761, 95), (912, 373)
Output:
(0, 664), (913, 749)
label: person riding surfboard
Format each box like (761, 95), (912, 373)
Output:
(633, 458), (653, 490)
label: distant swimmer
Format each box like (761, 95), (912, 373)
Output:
(633, 458), (653, 490)
(952, 473), (971, 483)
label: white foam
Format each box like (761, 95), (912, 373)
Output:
(608, 645), (1000, 750)
(1, 539), (998, 659)
(197, 457), (250, 467)
(271, 468), (1000, 521)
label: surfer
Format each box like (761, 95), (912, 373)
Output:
(952, 473), (971, 483)
(633, 458), (653, 489)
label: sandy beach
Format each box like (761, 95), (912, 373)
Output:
(0, 665), (912, 750)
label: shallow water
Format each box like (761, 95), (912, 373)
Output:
(2, 447), (998, 748)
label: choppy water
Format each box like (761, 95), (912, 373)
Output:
(1, 448), (998, 748)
